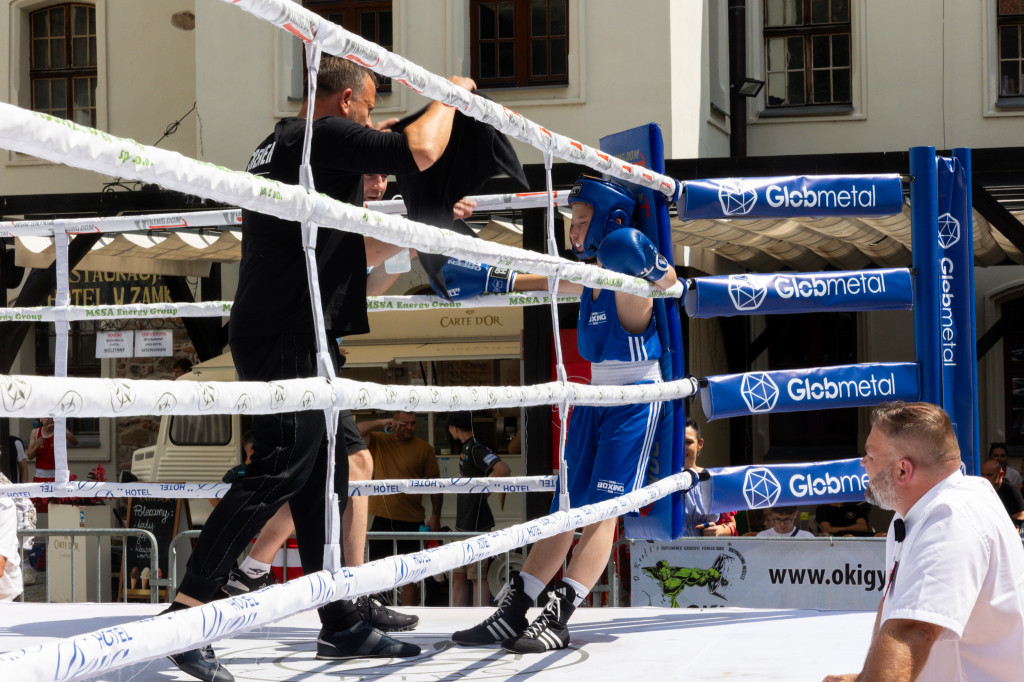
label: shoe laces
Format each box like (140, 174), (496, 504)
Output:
(522, 590), (563, 638)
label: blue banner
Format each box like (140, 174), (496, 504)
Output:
(680, 174), (904, 220)
(701, 362), (920, 421)
(599, 124), (685, 541)
(702, 459), (868, 514)
(685, 268), (913, 318)
(937, 151), (980, 474)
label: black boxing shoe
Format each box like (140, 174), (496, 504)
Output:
(452, 571), (531, 646)
(168, 644), (235, 682)
(501, 580), (576, 654)
(316, 620), (421, 660)
(356, 594), (420, 632)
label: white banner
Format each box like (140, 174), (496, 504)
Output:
(96, 331), (132, 358)
(133, 330), (172, 358)
(631, 537), (885, 611)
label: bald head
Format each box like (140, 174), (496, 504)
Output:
(981, 458), (1005, 490)
(869, 401), (960, 473)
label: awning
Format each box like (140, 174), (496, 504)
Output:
(343, 340), (521, 368)
(14, 230), (241, 277)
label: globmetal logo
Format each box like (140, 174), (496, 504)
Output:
(789, 470), (869, 497)
(728, 274), (768, 311)
(740, 373), (779, 412)
(937, 212), (960, 249)
(716, 180), (757, 216)
(742, 467), (782, 508)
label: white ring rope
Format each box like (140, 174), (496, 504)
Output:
(0, 291), (582, 322)
(0, 469), (697, 681)
(0, 190), (573, 237)
(222, 0), (681, 201)
(0, 105), (683, 301)
(0, 475), (558, 500)
(0, 374), (700, 418)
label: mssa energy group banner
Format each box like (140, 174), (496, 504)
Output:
(631, 537), (884, 610)
(679, 174), (904, 220)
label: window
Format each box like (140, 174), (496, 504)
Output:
(303, 1), (393, 93)
(470, 0), (568, 88)
(29, 3), (97, 126)
(765, 312), (858, 460)
(762, 0), (851, 110)
(998, 0), (1024, 98)
(1002, 297), (1024, 444)
(34, 320), (101, 447)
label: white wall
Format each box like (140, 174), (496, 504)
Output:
(1, 0), (197, 195)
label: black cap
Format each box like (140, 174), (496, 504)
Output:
(448, 411), (474, 431)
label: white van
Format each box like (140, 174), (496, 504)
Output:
(130, 353), (245, 525)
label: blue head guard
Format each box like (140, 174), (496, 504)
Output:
(567, 176), (638, 259)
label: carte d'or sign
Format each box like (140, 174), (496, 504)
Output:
(362, 305), (522, 341)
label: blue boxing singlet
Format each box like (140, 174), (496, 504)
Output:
(578, 287), (662, 365)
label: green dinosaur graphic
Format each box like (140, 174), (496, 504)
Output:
(642, 554), (732, 607)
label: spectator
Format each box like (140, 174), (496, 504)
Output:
(815, 501), (873, 537)
(447, 411), (511, 606)
(757, 507), (814, 538)
(172, 357), (193, 378)
(26, 417), (77, 514)
(0, 496), (22, 602)
(981, 458), (1024, 529)
(9, 435), (28, 483)
(360, 411), (441, 606)
(824, 402), (1024, 681)
(0, 470), (35, 586)
(683, 418), (737, 537)
(989, 442), (1022, 490)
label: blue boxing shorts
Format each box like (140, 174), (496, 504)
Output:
(550, 395), (663, 512)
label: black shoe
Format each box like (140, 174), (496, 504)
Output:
(168, 644), (235, 682)
(452, 572), (532, 646)
(501, 580), (576, 654)
(221, 568), (276, 597)
(316, 620), (421, 660)
(356, 594), (419, 632)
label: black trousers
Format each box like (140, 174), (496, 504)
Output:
(179, 332), (358, 627)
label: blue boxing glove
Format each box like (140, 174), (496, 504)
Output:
(431, 257), (517, 301)
(596, 228), (671, 281)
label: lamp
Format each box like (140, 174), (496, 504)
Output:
(735, 77), (765, 98)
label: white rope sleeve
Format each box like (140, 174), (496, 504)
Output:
(0, 301), (234, 322)
(0, 475), (558, 500)
(0, 374), (700, 418)
(0, 469), (697, 681)
(0, 291), (581, 323)
(0, 104), (682, 300)
(222, 0), (681, 201)
(0, 190), (573, 237)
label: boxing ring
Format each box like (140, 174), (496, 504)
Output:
(0, 0), (979, 679)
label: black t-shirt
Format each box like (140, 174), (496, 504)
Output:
(230, 116), (419, 339)
(996, 480), (1024, 527)
(815, 502), (873, 536)
(456, 436), (502, 532)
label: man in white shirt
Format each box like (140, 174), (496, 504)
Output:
(756, 507), (814, 538)
(0, 497), (23, 602)
(824, 402), (1024, 682)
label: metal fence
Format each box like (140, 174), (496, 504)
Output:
(16, 528), (160, 603)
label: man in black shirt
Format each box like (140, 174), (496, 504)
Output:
(815, 501), (874, 537)
(447, 411), (511, 606)
(981, 458), (1024, 529)
(168, 55), (475, 682)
